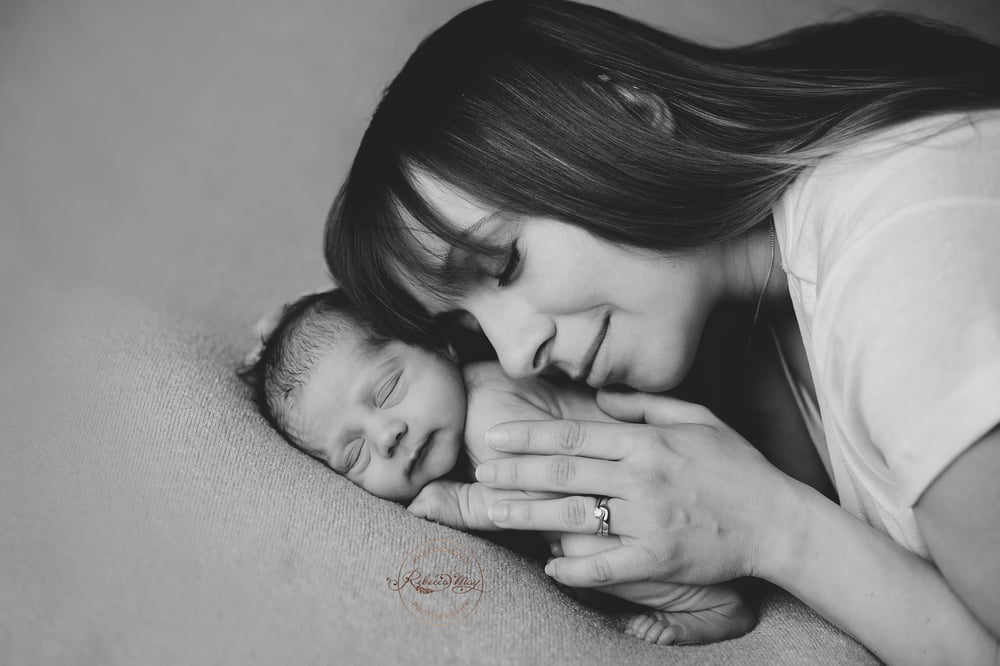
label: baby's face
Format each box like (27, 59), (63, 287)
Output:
(289, 335), (466, 501)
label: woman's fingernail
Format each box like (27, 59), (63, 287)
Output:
(544, 561), (555, 577)
(485, 429), (509, 449)
(488, 503), (508, 523)
(476, 463), (496, 483)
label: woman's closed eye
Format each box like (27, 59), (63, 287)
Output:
(375, 370), (404, 408)
(496, 240), (523, 288)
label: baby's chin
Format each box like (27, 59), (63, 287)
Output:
(356, 439), (464, 503)
(370, 479), (426, 504)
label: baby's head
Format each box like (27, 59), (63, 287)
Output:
(241, 289), (466, 501)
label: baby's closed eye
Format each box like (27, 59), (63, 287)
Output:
(375, 371), (404, 408)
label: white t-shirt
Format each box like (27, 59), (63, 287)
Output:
(772, 110), (1000, 558)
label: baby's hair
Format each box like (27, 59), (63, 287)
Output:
(239, 288), (390, 455)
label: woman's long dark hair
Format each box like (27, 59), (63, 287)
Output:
(325, 0), (1000, 343)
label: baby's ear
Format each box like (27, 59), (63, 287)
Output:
(443, 344), (459, 363)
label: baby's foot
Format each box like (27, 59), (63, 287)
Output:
(551, 534), (755, 645)
(618, 583), (755, 646)
(626, 611), (688, 646)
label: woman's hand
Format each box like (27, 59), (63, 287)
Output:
(555, 532), (757, 645)
(475, 390), (802, 589)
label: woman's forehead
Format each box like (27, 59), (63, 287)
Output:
(409, 171), (521, 256)
(390, 258), (456, 315)
(410, 170), (495, 228)
(393, 170), (514, 314)
(383, 225), (461, 315)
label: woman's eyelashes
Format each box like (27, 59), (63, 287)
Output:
(496, 241), (522, 287)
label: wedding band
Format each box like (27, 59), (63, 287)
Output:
(594, 496), (611, 536)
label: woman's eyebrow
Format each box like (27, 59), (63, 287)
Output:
(441, 209), (506, 274)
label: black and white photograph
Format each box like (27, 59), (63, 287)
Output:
(3, 1), (999, 663)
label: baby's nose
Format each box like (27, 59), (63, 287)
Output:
(373, 419), (407, 456)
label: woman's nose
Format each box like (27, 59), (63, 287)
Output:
(369, 417), (407, 457)
(469, 299), (554, 379)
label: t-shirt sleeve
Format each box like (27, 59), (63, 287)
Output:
(814, 198), (1000, 507)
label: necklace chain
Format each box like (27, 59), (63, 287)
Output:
(746, 221), (776, 353)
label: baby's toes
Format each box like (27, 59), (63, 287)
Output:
(626, 612), (681, 645)
(625, 612), (654, 638)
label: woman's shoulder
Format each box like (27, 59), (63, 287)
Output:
(819, 110), (1000, 187)
(779, 109), (1000, 272)
(863, 108), (1000, 146)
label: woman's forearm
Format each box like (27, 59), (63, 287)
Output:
(759, 481), (999, 665)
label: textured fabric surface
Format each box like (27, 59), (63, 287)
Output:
(3, 0), (996, 663)
(3, 296), (875, 665)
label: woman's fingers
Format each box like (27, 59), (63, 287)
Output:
(596, 389), (720, 427)
(476, 454), (626, 496)
(543, 545), (656, 588)
(484, 394), (718, 458)
(487, 495), (626, 534)
(486, 417), (642, 458)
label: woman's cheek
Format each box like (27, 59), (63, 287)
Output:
(626, 348), (691, 393)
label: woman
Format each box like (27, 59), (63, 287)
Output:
(324, 1), (1000, 662)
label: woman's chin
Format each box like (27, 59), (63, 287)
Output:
(618, 368), (686, 394)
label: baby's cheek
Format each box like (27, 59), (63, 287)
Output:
(352, 466), (421, 503)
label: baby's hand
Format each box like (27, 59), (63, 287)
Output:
(408, 481), (558, 532)
(407, 481), (476, 531)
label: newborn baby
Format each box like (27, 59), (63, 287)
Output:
(241, 288), (756, 645)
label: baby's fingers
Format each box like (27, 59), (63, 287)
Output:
(407, 482), (469, 530)
(543, 546), (651, 587)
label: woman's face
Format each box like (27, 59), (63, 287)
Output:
(405, 173), (726, 392)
